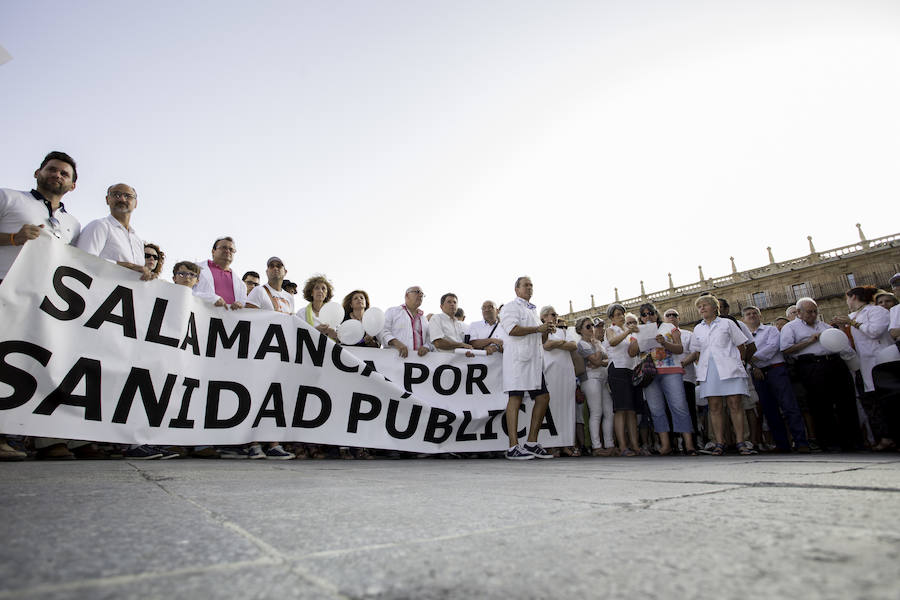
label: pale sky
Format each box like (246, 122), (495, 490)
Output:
(2, 0), (899, 319)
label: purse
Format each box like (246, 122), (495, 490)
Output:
(631, 354), (657, 388)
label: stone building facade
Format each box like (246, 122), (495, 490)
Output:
(564, 225), (900, 327)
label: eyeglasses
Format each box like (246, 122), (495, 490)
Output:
(216, 246), (237, 253)
(665, 313), (678, 318)
(407, 289), (424, 295)
(583, 324), (594, 329)
(109, 191), (136, 201)
(245, 281), (259, 287)
(550, 312), (558, 317)
(144, 253), (159, 260)
(175, 272), (198, 279)
(640, 311), (655, 317)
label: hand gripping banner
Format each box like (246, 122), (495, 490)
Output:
(0, 237), (572, 452)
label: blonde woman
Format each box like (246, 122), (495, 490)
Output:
(691, 295), (752, 455)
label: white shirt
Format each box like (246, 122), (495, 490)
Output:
(577, 339), (608, 380)
(692, 317), (749, 381)
(605, 325), (637, 370)
(779, 318), (831, 356)
(246, 283), (294, 314)
(672, 328), (697, 383)
(381, 304), (431, 350)
(0, 188), (80, 278)
(76, 214), (144, 264)
(749, 324), (785, 368)
(848, 304), (893, 392)
(468, 319), (502, 342)
(500, 297), (544, 391)
(193, 260), (248, 306)
(428, 311), (467, 351)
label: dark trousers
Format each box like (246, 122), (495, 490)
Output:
(683, 381), (698, 434)
(794, 355), (860, 450)
(751, 364), (808, 450)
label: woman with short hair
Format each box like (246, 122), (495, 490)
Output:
(301, 274), (339, 342)
(605, 304), (641, 456)
(576, 317), (614, 456)
(637, 303), (697, 455)
(691, 295), (752, 455)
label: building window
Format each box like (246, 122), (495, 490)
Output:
(791, 283), (811, 300)
(846, 273), (856, 287)
(752, 292), (768, 308)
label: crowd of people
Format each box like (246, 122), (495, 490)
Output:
(2, 151), (899, 461)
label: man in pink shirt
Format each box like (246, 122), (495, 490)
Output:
(193, 236), (247, 309)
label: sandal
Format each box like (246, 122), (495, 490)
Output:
(711, 443), (726, 456)
(571, 446), (582, 457)
(736, 441), (758, 456)
(620, 448), (637, 457)
(685, 448), (699, 456)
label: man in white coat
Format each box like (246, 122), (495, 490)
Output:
(499, 276), (555, 460)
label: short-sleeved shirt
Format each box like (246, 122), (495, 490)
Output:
(779, 318), (831, 356)
(0, 188), (81, 278)
(76, 214), (144, 264)
(577, 339), (607, 380)
(692, 317), (749, 381)
(605, 325), (637, 370)
(672, 328), (697, 383)
(500, 297), (543, 392)
(428, 312), (467, 351)
(468, 319), (502, 342)
(247, 283), (294, 314)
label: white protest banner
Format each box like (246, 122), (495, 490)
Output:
(0, 237), (570, 451)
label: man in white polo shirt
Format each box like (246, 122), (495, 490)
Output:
(0, 151), (82, 461)
(781, 297), (859, 451)
(76, 183), (156, 280)
(468, 300), (504, 355)
(0, 151), (81, 282)
(500, 276), (555, 460)
(245, 256), (294, 314)
(429, 293), (474, 353)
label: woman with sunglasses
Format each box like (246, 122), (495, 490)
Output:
(637, 303), (697, 455)
(576, 317), (615, 456)
(144, 243), (164, 277)
(605, 304), (641, 456)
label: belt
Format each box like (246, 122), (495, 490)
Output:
(761, 362), (785, 371)
(795, 354), (837, 364)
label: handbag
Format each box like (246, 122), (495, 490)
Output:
(631, 354), (657, 388)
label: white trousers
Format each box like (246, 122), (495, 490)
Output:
(582, 377), (614, 448)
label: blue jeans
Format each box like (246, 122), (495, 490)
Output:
(643, 372), (693, 433)
(751, 364), (808, 450)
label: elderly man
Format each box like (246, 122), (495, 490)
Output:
(381, 286), (431, 358)
(781, 297), (859, 451)
(500, 276), (555, 460)
(193, 236), (247, 309)
(429, 293), (474, 353)
(743, 305), (810, 453)
(0, 151), (81, 461)
(468, 300), (504, 355)
(76, 183), (156, 280)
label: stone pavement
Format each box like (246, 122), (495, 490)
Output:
(1, 454), (899, 600)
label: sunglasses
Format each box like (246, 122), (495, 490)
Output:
(145, 253), (159, 260)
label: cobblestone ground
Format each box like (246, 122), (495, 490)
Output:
(1, 454), (898, 600)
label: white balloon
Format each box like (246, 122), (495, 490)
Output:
(337, 319), (365, 345)
(819, 328), (851, 353)
(362, 307), (385, 337)
(318, 302), (344, 329)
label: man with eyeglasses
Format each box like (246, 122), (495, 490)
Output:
(0, 151), (81, 461)
(781, 297), (859, 451)
(242, 271), (260, 295)
(172, 261), (201, 288)
(193, 236), (247, 309)
(381, 286), (432, 358)
(468, 300), (505, 355)
(76, 183), (156, 281)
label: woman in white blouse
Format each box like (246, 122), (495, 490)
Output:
(575, 317), (615, 456)
(605, 304), (641, 457)
(832, 286), (894, 451)
(691, 295), (752, 455)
